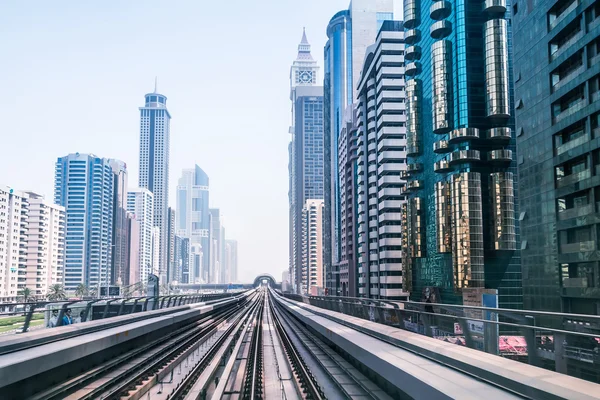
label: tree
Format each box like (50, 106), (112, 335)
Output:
(18, 287), (33, 303)
(46, 284), (67, 301)
(74, 284), (89, 299)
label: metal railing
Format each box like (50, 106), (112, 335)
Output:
(283, 293), (600, 378)
(0, 291), (242, 334)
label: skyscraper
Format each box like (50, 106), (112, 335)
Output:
(109, 159), (129, 286)
(138, 85), (171, 284)
(289, 29), (321, 294)
(126, 213), (140, 287)
(302, 199), (325, 294)
(209, 208), (222, 284)
(127, 188), (154, 285)
(401, 0), (521, 308)
(512, 0), (600, 315)
(175, 236), (190, 284)
(356, 21), (407, 300)
(166, 207), (176, 283)
(24, 192), (65, 298)
(324, 1), (395, 296)
(0, 186), (29, 301)
(55, 153), (116, 291)
(176, 166), (210, 283)
(224, 239), (238, 283)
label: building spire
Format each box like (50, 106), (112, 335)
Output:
(154, 76), (158, 93)
(296, 28), (313, 60)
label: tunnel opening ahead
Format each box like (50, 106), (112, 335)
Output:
(253, 274), (276, 287)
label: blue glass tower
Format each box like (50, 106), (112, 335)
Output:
(55, 153), (116, 291)
(401, 0), (522, 308)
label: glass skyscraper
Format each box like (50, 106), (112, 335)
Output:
(55, 153), (116, 291)
(512, 0), (600, 315)
(324, 0), (395, 296)
(176, 165), (210, 283)
(401, 0), (522, 308)
(138, 86), (171, 284)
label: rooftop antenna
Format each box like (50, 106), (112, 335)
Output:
(154, 76), (158, 93)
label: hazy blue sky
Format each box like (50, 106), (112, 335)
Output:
(0, 1), (400, 283)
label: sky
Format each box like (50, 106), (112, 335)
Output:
(0, 1), (400, 284)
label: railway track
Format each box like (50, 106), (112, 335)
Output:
(29, 292), (258, 400)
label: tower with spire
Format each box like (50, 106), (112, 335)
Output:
(290, 28), (319, 96)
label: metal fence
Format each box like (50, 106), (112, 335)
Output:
(284, 293), (600, 380)
(0, 292), (241, 334)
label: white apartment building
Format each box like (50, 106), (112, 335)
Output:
(24, 192), (65, 298)
(127, 188), (154, 285)
(302, 199), (324, 295)
(0, 186), (28, 302)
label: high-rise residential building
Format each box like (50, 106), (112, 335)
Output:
(127, 188), (154, 285)
(512, 0), (600, 315)
(55, 153), (116, 291)
(289, 29), (322, 294)
(356, 21), (407, 300)
(338, 107), (359, 297)
(401, 0), (521, 308)
(324, 1), (395, 296)
(109, 159), (129, 286)
(173, 235), (188, 283)
(176, 166), (210, 283)
(166, 207), (175, 283)
(302, 199), (325, 295)
(126, 213), (140, 287)
(138, 85), (171, 284)
(209, 208), (222, 284)
(151, 226), (161, 278)
(0, 187), (29, 301)
(24, 192), (65, 298)
(224, 239), (238, 283)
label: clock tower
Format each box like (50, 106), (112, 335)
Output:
(290, 28), (320, 104)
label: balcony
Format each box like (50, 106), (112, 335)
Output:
(449, 127), (479, 143)
(558, 203), (593, 220)
(488, 149), (513, 163)
(405, 45), (421, 61)
(430, 1), (451, 20)
(448, 150), (480, 165)
(562, 277), (591, 288)
(406, 163), (422, 173)
(556, 169), (590, 188)
(405, 62), (421, 77)
(433, 140), (451, 153)
(552, 64), (585, 92)
(405, 180), (422, 193)
(483, 0), (506, 13)
(434, 159), (452, 172)
(555, 133), (589, 155)
(553, 98), (586, 123)
(550, 29), (584, 62)
(487, 127), (512, 142)
(560, 240), (595, 253)
(405, 28), (420, 45)
(430, 20), (452, 39)
(548, 0), (578, 31)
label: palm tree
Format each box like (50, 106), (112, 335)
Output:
(46, 284), (67, 301)
(18, 287), (33, 303)
(74, 284), (89, 299)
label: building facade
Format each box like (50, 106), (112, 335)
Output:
(224, 239), (238, 283)
(209, 208), (222, 284)
(173, 235), (189, 284)
(0, 187), (29, 301)
(356, 21), (407, 300)
(55, 153), (115, 291)
(24, 192), (65, 298)
(302, 199), (325, 294)
(324, 1), (395, 296)
(289, 29), (321, 294)
(138, 87), (171, 284)
(109, 159), (129, 287)
(166, 207), (176, 283)
(401, 0), (522, 308)
(126, 213), (140, 287)
(176, 166), (210, 283)
(127, 188), (154, 285)
(337, 108), (359, 297)
(151, 226), (161, 277)
(512, 0), (600, 315)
